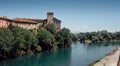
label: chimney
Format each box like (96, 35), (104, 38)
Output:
(47, 12), (54, 24)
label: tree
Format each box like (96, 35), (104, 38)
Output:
(0, 28), (14, 58)
(56, 28), (72, 47)
(71, 33), (78, 41)
(45, 23), (57, 35)
(37, 28), (55, 50)
(9, 26), (38, 56)
(78, 33), (87, 42)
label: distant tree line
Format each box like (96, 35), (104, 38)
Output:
(0, 23), (72, 60)
(71, 30), (120, 43)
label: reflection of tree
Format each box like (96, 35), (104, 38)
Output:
(0, 48), (72, 66)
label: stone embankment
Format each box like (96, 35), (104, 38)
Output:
(93, 47), (120, 66)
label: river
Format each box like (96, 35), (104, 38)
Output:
(0, 42), (119, 66)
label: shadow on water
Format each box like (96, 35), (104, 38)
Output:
(0, 48), (72, 66)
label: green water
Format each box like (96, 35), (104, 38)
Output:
(0, 42), (119, 66)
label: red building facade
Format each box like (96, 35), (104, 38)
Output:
(0, 16), (10, 28)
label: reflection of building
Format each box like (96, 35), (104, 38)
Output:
(0, 12), (61, 30)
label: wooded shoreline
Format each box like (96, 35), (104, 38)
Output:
(0, 24), (72, 61)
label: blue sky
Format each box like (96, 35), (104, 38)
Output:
(0, 0), (120, 32)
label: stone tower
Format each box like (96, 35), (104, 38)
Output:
(47, 12), (54, 24)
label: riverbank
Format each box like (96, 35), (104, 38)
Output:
(90, 46), (120, 66)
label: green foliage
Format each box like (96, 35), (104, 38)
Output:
(0, 28), (14, 58)
(45, 23), (57, 35)
(71, 33), (78, 41)
(9, 26), (38, 57)
(10, 26), (29, 49)
(76, 30), (120, 43)
(56, 28), (72, 47)
(37, 28), (55, 50)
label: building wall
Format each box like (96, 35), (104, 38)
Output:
(0, 20), (9, 28)
(54, 21), (61, 30)
(56, 22), (61, 30)
(0, 19), (61, 30)
(0, 12), (61, 30)
(12, 22), (39, 29)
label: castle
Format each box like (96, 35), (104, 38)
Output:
(0, 12), (61, 30)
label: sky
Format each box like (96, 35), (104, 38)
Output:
(0, 0), (120, 33)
